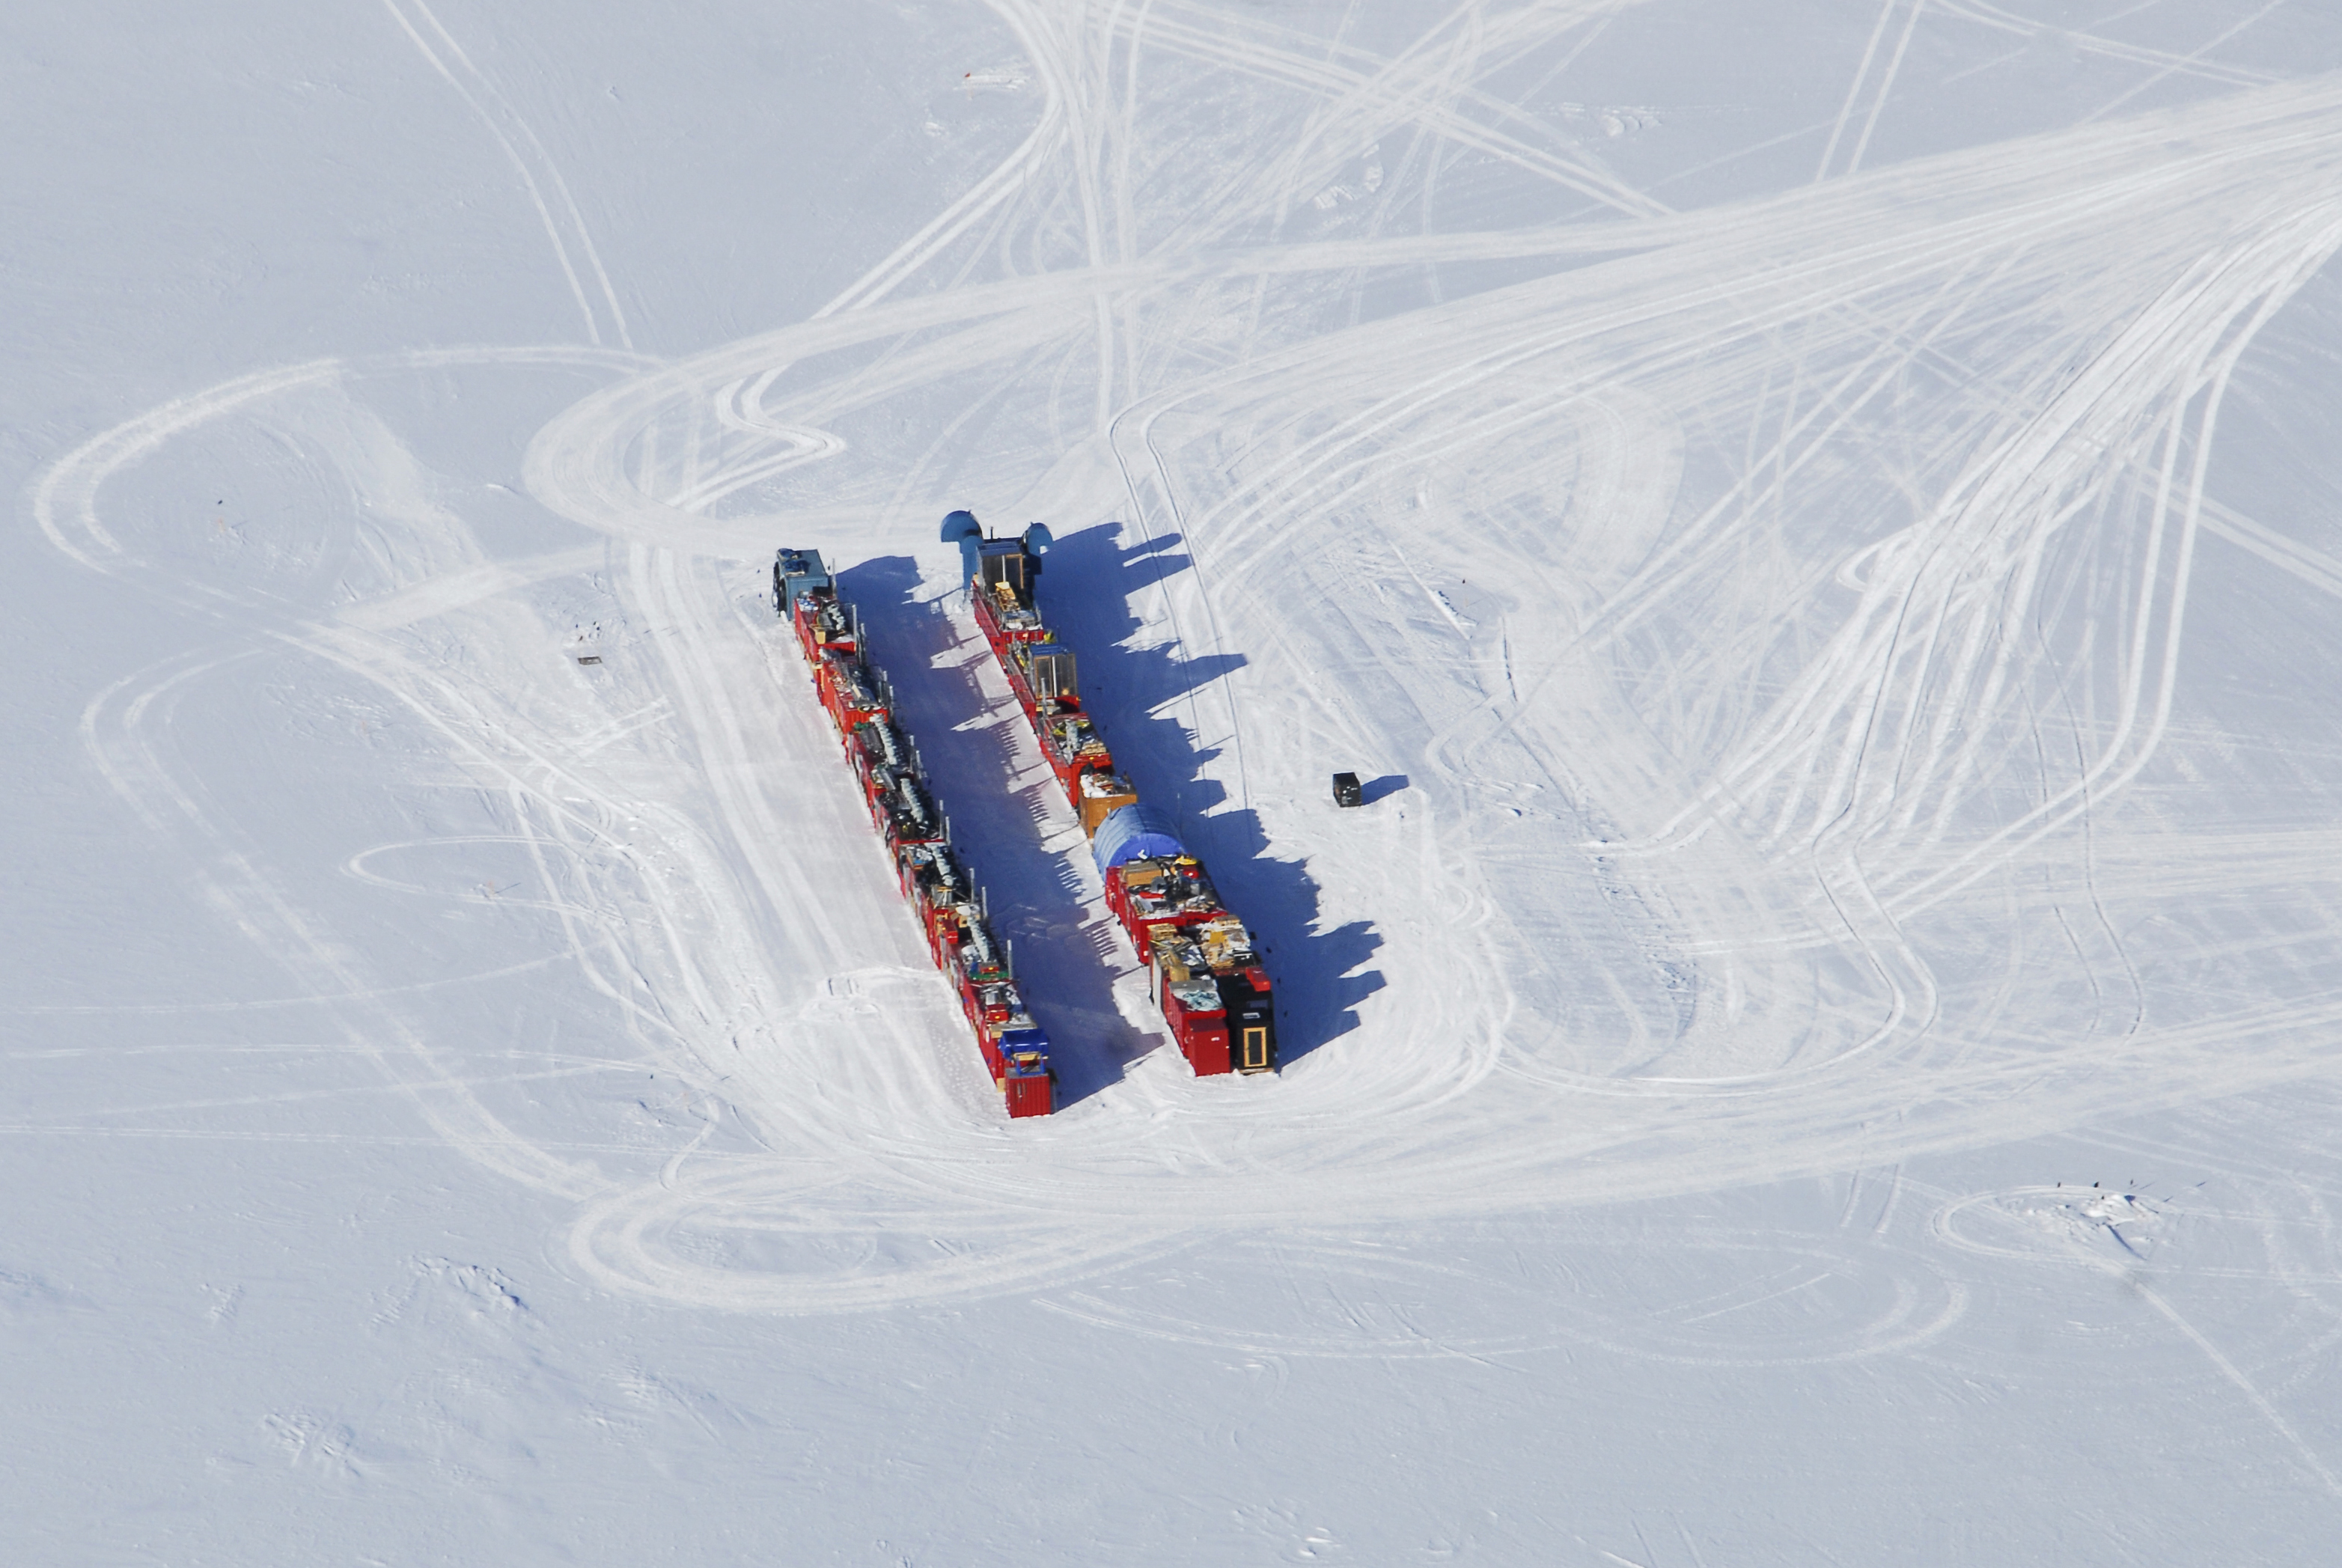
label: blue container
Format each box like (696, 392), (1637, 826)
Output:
(999, 1026), (1051, 1059)
(1091, 804), (1184, 873)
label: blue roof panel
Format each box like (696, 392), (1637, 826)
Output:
(1092, 804), (1184, 873)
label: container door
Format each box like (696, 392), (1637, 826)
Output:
(1241, 1026), (1270, 1072)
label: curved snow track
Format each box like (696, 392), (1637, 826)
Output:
(34, 11), (2342, 1318)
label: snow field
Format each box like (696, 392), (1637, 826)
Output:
(16, 1), (2342, 1561)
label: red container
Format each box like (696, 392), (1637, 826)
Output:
(1003, 1053), (1054, 1117)
(1159, 972), (1232, 1076)
(1106, 854), (1225, 951)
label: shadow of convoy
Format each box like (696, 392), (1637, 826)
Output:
(836, 553), (1153, 1107)
(1038, 523), (1384, 1063)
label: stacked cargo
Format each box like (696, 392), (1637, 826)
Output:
(939, 511), (1278, 1078)
(772, 546), (1054, 1118)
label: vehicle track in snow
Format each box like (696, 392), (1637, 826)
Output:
(34, 4), (2342, 1315)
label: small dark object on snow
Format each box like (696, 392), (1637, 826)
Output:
(1332, 772), (1363, 808)
(576, 655), (603, 665)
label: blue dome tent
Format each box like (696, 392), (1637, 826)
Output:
(1091, 803), (1184, 873)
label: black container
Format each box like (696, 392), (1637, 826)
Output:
(1332, 772), (1363, 808)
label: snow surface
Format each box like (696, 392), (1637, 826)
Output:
(12, 0), (2342, 1561)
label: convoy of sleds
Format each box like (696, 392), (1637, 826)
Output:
(768, 511), (1278, 1119)
(773, 546), (1055, 1119)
